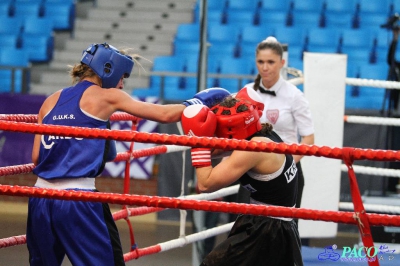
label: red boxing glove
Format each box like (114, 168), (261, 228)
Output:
(182, 105), (217, 168)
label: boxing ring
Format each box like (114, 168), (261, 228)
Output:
(2, 54), (400, 265)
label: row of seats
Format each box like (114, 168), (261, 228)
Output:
(0, 16), (54, 62)
(194, 0), (395, 29)
(174, 24), (389, 66)
(0, 48), (30, 93)
(196, 0), (396, 16)
(176, 24), (390, 48)
(0, 0), (75, 31)
(0, 0), (75, 93)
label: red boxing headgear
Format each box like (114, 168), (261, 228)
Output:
(211, 99), (262, 139)
(235, 87), (265, 111)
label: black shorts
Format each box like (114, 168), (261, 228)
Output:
(200, 215), (303, 266)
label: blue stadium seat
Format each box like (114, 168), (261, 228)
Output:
(339, 29), (375, 50)
(0, 1), (12, 16)
(356, 0), (392, 15)
(0, 16), (24, 34)
(183, 54), (199, 73)
(131, 86), (160, 98)
(23, 17), (53, 36)
(241, 25), (275, 47)
(0, 48), (30, 93)
(240, 43), (257, 58)
(20, 17), (54, 62)
(358, 63), (389, 82)
(259, 0), (291, 11)
(373, 47), (388, 63)
(305, 46), (338, 54)
(43, 1), (75, 31)
(324, 0), (357, 16)
(226, 0), (259, 11)
(259, 11), (288, 28)
(208, 24), (242, 44)
(210, 78), (240, 93)
(208, 42), (238, 58)
(226, 10), (256, 28)
(11, 1), (43, 18)
(288, 46), (304, 62)
(0, 34), (19, 49)
(163, 80), (197, 101)
(306, 28), (341, 52)
(374, 29), (391, 49)
(219, 57), (255, 75)
(21, 34), (54, 62)
(340, 47), (373, 65)
(204, 10), (223, 25)
(346, 64), (389, 110)
(359, 14), (390, 30)
(151, 56), (177, 71)
(150, 55), (185, 88)
(291, 0), (325, 13)
(215, 57), (255, 91)
(291, 12), (322, 28)
(173, 40), (200, 56)
(175, 23), (200, 42)
(288, 58), (303, 71)
(273, 26), (308, 50)
(0, 48), (29, 67)
(324, 13), (353, 29)
(392, 0), (400, 12)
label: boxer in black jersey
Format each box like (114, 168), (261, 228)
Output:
(181, 87), (303, 266)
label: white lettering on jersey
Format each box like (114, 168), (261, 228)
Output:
(41, 135), (83, 149)
(52, 114), (76, 120)
(284, 160), (297, 183)
(243, 184), (257, 193)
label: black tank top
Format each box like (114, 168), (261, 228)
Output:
(239, 130), (298, 207)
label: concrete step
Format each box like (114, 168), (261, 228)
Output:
(73, 30), (174, 43)
(75, 18), (182, 33)
(86, 9), (193, 23)
(59, 41), (173, 58)
(96, 0), (196, 11)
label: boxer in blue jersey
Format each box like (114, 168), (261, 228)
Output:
(28, 42), (231, 266)
(181, 87), (303, 266)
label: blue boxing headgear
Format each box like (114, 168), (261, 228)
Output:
(81, 43), (134, 88)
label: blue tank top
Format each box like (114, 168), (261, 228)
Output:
(33, 81), (110, 180)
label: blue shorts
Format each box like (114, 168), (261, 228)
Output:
(26, 191), (125, 266)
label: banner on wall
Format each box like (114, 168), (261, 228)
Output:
(0, 94), (46, 167)
(102, 96), (160, 179)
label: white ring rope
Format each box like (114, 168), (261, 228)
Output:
(345, 78), (400, 89)
(339, 202), (400, 215)
(181, 185), (240, 201)
(344, 116), (400, 126)
(159, 222), (234, 252)
(341, 164), (400, 178)
(165, 145), (190, 153)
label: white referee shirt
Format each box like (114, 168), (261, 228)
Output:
(244, 76), (314, 144)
